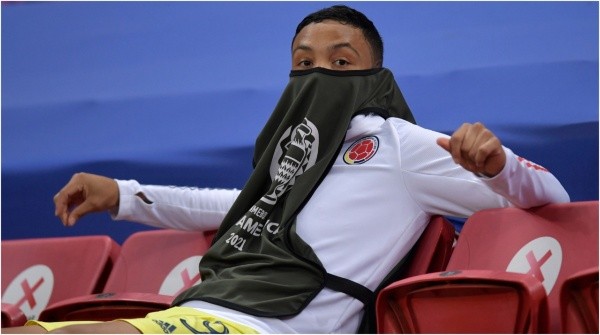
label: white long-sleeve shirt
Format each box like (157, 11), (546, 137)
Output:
(113, 115), (569, 333)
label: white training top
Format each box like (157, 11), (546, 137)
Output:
(113, 115), (569, 333)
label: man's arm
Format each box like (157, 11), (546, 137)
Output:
(476, 148), (570, 209)
(436, 121), (569, 208)
(112, 179), (239, 231)
(53, 172), (240, 231)
(395, 120), (569, 218)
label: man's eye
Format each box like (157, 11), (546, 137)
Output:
(298, 60), (312, 67)
(334, 59), (349, 66)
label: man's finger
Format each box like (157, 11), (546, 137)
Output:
(55, 183), (85, 226)
(54, 190), (73, 225)
(467, 128), (490, 168)
(67, 200), (94, 226)
(471, 132), (493, 168)
(449, 123), (469, 164)
(460, 124), (480, 163)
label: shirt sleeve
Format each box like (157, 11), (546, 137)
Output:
(394, 120), (570, 218)
(111, 179), (240, 231)
(480, 149), (570, 208)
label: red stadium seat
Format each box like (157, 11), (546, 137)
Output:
(37, 217), (452, 327)
(1, 236), (120, 326)
(376, 270), (548, 333)
(376, 201), (598, 333)
(399, 216), (455, 278)
(560, 266), (599, 333)
(360, 216), (455, 333)
(1, 303), (27, 328)
(38, 229), (214, 321)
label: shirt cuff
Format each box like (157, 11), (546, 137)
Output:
(110, 179), (143, 220)
(478, 148), (517, 186)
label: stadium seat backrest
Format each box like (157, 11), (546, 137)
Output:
(37, 229), (214, 322)
(560, 266), (599, 333)
(102, 229), (212, 295)
(1, 236), (119, 321)
(360, 216), (455, 333)
(400, 216), (455, 278)
(446, 201), (599, 333)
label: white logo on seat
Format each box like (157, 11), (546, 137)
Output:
(506, 236), (562, 294)
(2, 265), (54, 320)
(159, 256), (202, 296)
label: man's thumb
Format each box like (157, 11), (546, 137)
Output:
(436, 137), (451, 152)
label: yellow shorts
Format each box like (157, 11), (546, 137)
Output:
(26, 306), (260, 334)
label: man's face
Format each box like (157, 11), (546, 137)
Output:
(292, 20), (375, 71)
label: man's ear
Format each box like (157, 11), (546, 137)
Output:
(373, 56), (383, 68)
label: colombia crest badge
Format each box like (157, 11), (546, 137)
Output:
(343, 136), (379, 165)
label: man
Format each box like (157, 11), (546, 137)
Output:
(5, 5), (569, 334)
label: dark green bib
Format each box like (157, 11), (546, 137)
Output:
(172, 67), (415, 318)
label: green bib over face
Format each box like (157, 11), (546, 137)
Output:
(172, 67), (415, 317)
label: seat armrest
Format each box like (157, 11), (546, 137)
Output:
(1, 302), (28, 327)
(38, 293), (173, 322)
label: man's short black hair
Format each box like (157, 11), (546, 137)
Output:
(293, 5), (384, 67)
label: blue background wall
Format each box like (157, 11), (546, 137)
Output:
(2, 1), (598, 244)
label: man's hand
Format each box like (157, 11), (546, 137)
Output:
(436, 122), (506, 177)
(54, 173), (119, 226)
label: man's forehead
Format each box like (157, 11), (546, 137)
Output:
(292, 20), (365, 47)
